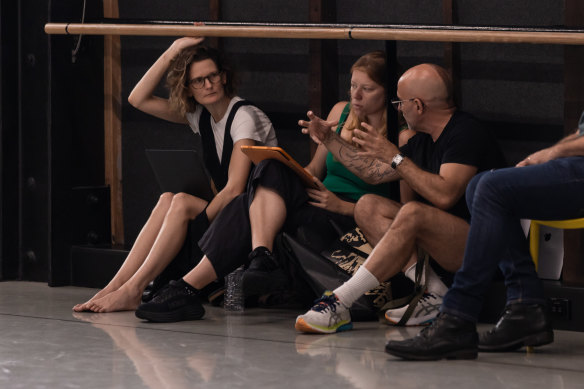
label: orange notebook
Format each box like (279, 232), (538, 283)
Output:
(240, 146), (318, 189)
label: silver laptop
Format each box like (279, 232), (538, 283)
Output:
(145, 149), (215, 201)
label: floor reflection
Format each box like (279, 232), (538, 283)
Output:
(73, 312), (218, 388)
(68, 306), (584, 389)
(293, 326), (416, 389)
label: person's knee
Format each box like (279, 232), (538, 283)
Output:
(168, 192), (196, 218)
(354, 194), (379, 228)
(465, 173), (483, 210)
(470, 170), (508, 211)
(393, 201), (427, 232)
(152, 192), (174, 214)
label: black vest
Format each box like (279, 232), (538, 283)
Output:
(198, 100), (252, 192)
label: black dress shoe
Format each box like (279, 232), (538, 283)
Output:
(479, 303), (553, 352)
(135, 279), (205, 323)
(385, 312), (478, 361)
(241, 247), (288, 296)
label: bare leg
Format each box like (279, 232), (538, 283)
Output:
(249, 186), (287, 251)
(364, 201), (469, 282)
(183, 256), (218, 290)
(85, 193), (208, 312)
(354, 194), (402, 247)
(73, 193), (175, 311)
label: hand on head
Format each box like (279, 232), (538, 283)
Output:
(299, 111), (338, 145)
(170, 37), (205, 54)
(352, 122), (399, 163)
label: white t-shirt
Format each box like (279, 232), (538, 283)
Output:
(185, 96), (277, 162)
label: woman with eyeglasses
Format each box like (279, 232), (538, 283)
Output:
(132, 51), (412, 323)
(73, 37), (277, 313)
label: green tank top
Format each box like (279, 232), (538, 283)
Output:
(322, 103), (392, 201)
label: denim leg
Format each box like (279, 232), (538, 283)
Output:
(443, 157), (584, 322)
(464, 170), (486, 215)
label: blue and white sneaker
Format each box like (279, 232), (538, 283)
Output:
(385, 292), (443, 326)
(295, 291), (353, 334)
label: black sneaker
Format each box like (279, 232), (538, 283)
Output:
(247, 246), (280, 272)
(142, 279), (166, 303)
(479, 303), (554, 352)
(135, 279), (205, 323)
(241, 247), (288, 296)
(384, 312), (478, 360)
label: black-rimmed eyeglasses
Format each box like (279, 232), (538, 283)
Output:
(188, 71), (222, 89)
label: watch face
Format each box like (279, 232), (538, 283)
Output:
(392, 153), (404, 169)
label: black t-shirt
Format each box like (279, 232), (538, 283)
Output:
(400, 111), (506, 220)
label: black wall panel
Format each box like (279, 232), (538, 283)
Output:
(19, 0), (51, 281)
(48, 1), (105, 285)
(0, 0), (20, 280)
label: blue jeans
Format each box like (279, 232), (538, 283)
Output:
(442, 157), (584, 322)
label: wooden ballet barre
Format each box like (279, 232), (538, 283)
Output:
(44, 22), (584, 45)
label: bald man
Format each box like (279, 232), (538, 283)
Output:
(295, 63), (506, 334)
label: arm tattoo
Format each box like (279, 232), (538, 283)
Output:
(325, 133), (398, 183)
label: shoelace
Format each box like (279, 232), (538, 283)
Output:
(419, 293), (438, 304)
(419, 312), (445, 337)
(312, 294), (339, 313)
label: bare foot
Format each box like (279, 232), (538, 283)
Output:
(72, 311), (109, 323)
(86, 285), (143, 313)
(73, 285), (121, 312)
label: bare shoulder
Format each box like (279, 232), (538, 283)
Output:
(326, 101), (349, 122)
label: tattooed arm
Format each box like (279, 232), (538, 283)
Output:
(300, 111), (399, 184)
(325, 132), (399, 184)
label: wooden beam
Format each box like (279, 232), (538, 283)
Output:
(44, 23), (584, 45)
(103, 0), (124, 245)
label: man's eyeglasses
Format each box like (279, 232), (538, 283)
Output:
(390, 98), (415, 110)
(188, 71), (223, 89)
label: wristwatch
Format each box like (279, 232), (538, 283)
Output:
(391, 153), (405, 169)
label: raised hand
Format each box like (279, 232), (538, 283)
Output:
(299, 111), (338, 145)
(352, 122), (399, 164)
(168, 37), (205, 56)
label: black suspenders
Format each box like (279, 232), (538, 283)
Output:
(198, 100), (253, 191)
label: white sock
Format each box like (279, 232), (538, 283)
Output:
(404, 262), (448, 296)
(333, 266), (380, 308)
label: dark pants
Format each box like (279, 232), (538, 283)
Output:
(199, 160), (356, 279)
(442, 157), (584, 322)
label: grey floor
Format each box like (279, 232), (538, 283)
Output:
(1, 282), (584, 389)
